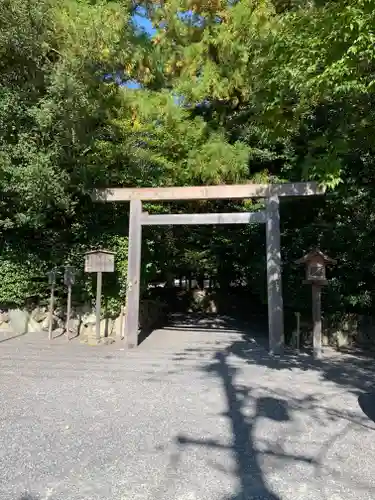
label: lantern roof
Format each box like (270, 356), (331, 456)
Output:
(84, 248), (115, 256)
(295, 248), (336, 265)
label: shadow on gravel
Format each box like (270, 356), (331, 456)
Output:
(165, 312), (265, 335)
(173, 351), (326, 500)
(185, 355), (371, 498)
(227, 334), (375, 396)
(0, 332), (28, 343)
(167, 312), (375, 395)
(169, 319), (375, 500)
(358, 392), (375, 423)
(206, 352), (284, 499)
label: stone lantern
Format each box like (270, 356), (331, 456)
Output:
(295, 249), (336, 285)
(295, 249), (336, 359)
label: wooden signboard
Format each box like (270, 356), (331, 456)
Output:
(85, 250), (115, 273)
(84, 249), (115, 343)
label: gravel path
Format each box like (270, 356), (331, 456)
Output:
(1, 315), (375, 500)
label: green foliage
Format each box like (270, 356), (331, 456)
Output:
(0, 257), (45, 307)
(1, 0), (375, 322)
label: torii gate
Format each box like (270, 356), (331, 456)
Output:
(96, 182), (325, 354)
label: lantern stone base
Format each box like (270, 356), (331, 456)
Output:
(80, 328), (116, 346)
(86, 335), (101, 346)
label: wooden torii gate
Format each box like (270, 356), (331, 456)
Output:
(96, 182), (325, 353)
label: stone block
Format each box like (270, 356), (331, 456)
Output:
(8, 309), (41, 334)
(86, 336), (101, 346)
(112, 315), (123, 338)
(0, 310), (10, 324)
(31, 306), (48, 322)
(333, 330), (350, 348)
(206, 299), (217, 314)
(81, 316), (115, 341)
(54, 307), (65, 319)
(41, 316), (57, 332)
(0, 321), (11, 331)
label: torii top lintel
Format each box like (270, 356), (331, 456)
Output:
(94, 182), (325, 202)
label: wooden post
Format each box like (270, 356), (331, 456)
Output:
(124, 199), (142, 348)
(64, 266), (75, 341)
(295, 249), (336, 358)
(312, 284), (322, 359)
(294, 312), (301, 351)
(48, 282), (55, 341)
(96, 271), (102, 341)
(265, 195), (284, 354)
(118, 304), (125, 340)
(66, 284), (72, 340)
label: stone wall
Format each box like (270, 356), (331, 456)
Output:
(2, 298), (375, 351)
(292, 313), (375, 349)
(0, 298), (167, 342)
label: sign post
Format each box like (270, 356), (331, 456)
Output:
(295, 249), (336, 359)
(47, 269), (57, 341)
(84, 250), (115, 343)
(95, 271), (102, 341)
(64, 266), (75, 340)
(311, 284), (322, 358)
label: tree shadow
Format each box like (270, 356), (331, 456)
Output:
(168, 327), (375, 500)
(358, 392), (375, 423)
(174, 351), (317, 500)
(159, 312), (267, 341)
(14, 324), (375, 500)
(227, 333), (375, 396)
(208, 352), (284, 499)
(0, 331), (28, 343)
